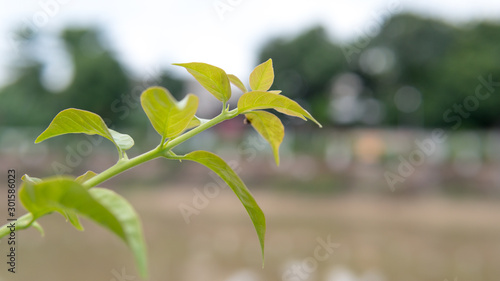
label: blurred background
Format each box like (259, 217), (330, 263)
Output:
(1, 1), (500, 280)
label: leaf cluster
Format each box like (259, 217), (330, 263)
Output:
(0, 59), (320, 279)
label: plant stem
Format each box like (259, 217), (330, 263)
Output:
(82, 147), (162, 188)
(84, 108), (238, 188)
(0, 108), (240, 239)
(164, 108), (238, 151)
(0, 213), (35, 238)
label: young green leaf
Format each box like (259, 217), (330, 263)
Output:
(31, 221), (45, 236)
(180, 151), (266, 261)
(35, 108), (110, 143)
(19, 177), (122, 232)
(245, 111), (284, 166)
(21, 174), (42, 183)
(65, 211), (84, 231)
(141, 87), (199, 139)
(35, 108), (134, 154)
(180, 116), (211, 136)
(186, 116), (204, 130)
(24, 175), (84, 230)
(267, 90), (282, 94)
(249, 59), (274, 91)
(16, 213), (44, 236)
(109, 129), (135, 151)
(19, 177), (148, 278)
(89, 188), (148, 279)
(75, 171), (98, 185)
(238, 91), (322, 127)
(174, 62), (231, 102)
(228, 74), (248, 93)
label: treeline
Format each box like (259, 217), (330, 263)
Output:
(260, 13), (500, 128)
(0, 28), (184, 128)
(1, 13), (500, 128)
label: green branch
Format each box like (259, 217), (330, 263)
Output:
(0, 59), (320, 278)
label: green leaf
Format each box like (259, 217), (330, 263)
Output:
(35, 108), (134, 154)
(31, 221), (44, 236)
(181, 151), (266, 261)
(249, 59), (274, 91)
(245, 111), (284, 166)
(89, 188), (148, 279)
(16, 213), (44, 236)
(178, 116), (211, 137)
(238, 91), (322, 127)
(174, 62), (231, 102)
(65, 210), (84, 231)
(186, 116), (202, 130)
(35, 108), (111, 143)
(75, 171), (98, 185)
(19, 177), (121, 232)
(19, 177), (148, 278)
(228, 74), (248, 93)
(21, 174), (42, 184)
(109, 129), (134, 151)
(14, 178), (47, 235)
(268, 90), (282, 94)
(141, 87), (199, 139)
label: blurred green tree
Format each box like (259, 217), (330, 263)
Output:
(364, 13), (460, 127)
(258, 14), (500, 128)
(433, 22), (500, 128)
(365, 14), (500, 128)
(0, 29), (57, 126)
(0, 27), (187, 129)
(258, 27), (347, 124)
(58, 28), (130, 126)
(0, 27), (132, 127)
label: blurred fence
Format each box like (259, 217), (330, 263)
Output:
(1, 126), (499, 196)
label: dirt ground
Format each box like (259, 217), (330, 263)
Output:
(2, 186), (500, 281)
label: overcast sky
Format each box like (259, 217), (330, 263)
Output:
(1, 0), (499, 88)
